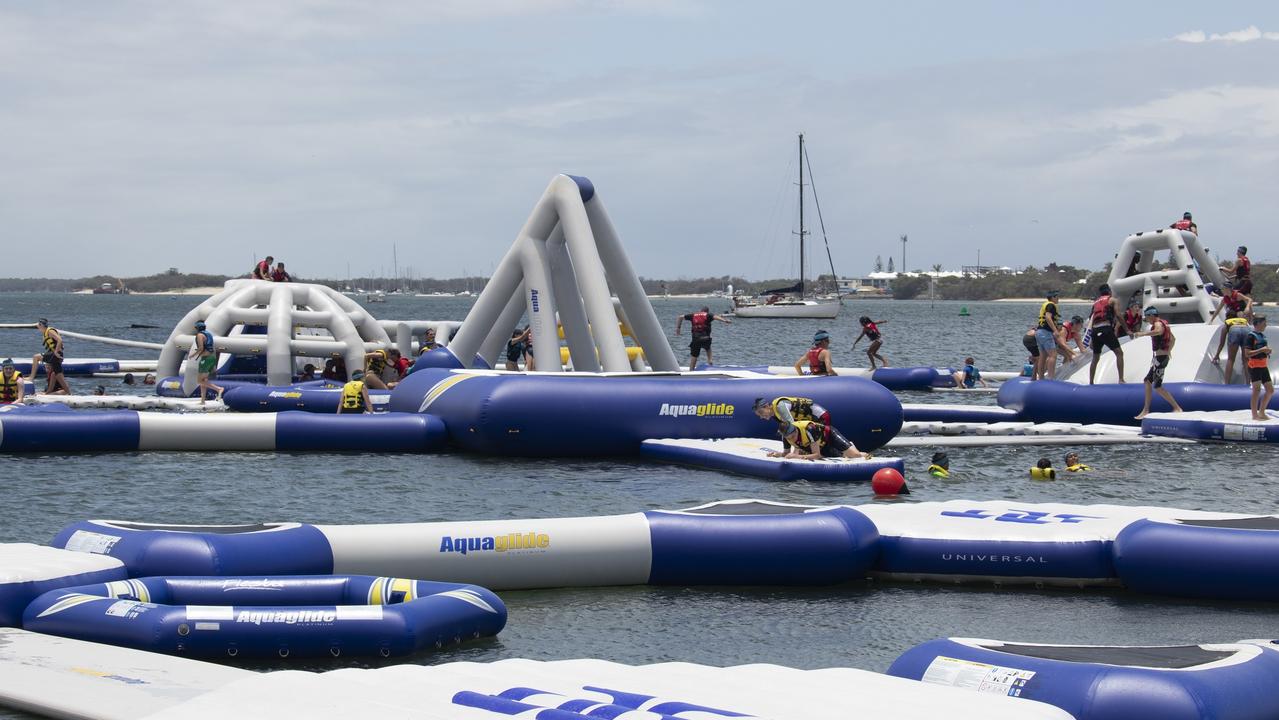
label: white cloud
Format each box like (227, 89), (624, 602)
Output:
(1172, 25), (1279, 44)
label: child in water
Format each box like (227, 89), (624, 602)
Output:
(852, 316), (889, 369)
(1030, 457), (1056, 480)
(951, 357), (988, 389)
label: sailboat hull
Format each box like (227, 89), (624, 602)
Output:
(734, 301), (840, 319)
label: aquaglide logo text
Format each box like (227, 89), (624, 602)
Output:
(658, 402), (734, 418)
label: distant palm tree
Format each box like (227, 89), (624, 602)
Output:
(931, 263), (944, 273)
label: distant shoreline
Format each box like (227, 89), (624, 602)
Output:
(993, 297), (1090, 303)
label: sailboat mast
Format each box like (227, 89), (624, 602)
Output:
(798, 132), (805, 297)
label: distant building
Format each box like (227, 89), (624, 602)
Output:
(960, 265), (1013, 277)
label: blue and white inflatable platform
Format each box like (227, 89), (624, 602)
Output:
(0, 628), (1071, 720)
(22, 575), (505, 660)
(640, 437), (905, 482)
(889, 637), (1279, 720)
(0, 544), (125, 627)
(1141, 409), (1279, 443)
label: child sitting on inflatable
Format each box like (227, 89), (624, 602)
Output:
(951, 357), (988, 389)
(769, 420), (868, 461)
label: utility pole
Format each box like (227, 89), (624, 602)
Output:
(900, 234), (908, 273)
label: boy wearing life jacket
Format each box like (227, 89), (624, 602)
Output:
(338, 369), (372, 414)
(1245, 316), (1274, 421)
(753, 396), (833, 444)
(187, 320), (224, 405)
(33, 319), (69, 395)
(771, 420), (867, 460)
(951, 357), (987, 389)
(1209, 282), (1255, 384)
(1064, 452), (1090, 473)
(794, 331), (836, 376)
(1032, 291), (1061, 380)
(270, 262), (291, 282)
(1133, 307), (1184, 419)
(1088, 284), (1125, 385)
(852, 316), (889, 369)
(1222, 246), (1253, 296)
(419, 327), (440, 355)
(675, 306), (732, 372)
(1170, 211), (1197, 235)
(0, 359), (25, 404)
(251, 256), (274, 280)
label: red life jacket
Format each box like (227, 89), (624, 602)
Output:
(1151, 319), (1173, 352)
(808, 347), (826, 375)
(255, 260), (270, 278)
(1237, 256), (1251, 278)
(691, 312), (710, 335)
(1091, 295), (1113, 325)
(1123, 308), (1141, 329)
(271, 269), (289, 282)
(1224, 290), (1245, 312)
(1172, 219), (1193, 231)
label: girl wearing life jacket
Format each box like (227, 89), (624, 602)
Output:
(1210, 283), (1255, 383)
(1088, 284), (1125, 385)
(769, 419), (867, 460)
(363, 349), (391, 390)
(251, 256), (274, 280)
(753, 396), (834, 444)
(852, 316), (888, 369)
(338, 369), (372, 414)
(1133, 307), (1184, 419)
(1064, 452), (1090, 473)
(1245, 316), (1274, 421)
(0, 359), (24, 404)
(33, 319), (69, 395)
(795, 331), (836, 376)
(186, 321), (224, 405)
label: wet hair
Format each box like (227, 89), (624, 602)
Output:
(1254, 315), (1268, 326)
(1099, 283), (1111, 295)
(700, 306), (710, 313)
(964, 356), (975, 365)
(1065, 451), (1079, 463)
(752, 397), (768, 410)
(36, 318), (48, 327)
(1239, 246), (1248, 255)
(1071, 315), (1084, 325)
(94, 385), (106, 395)
(122, 373), (136, 385)
(859, 316), (871, 325)
(930, 451), (949, 468)
(352, 369), (366, 379)
(303, 363), (316, 373)
(1037, 457), (1053, 469)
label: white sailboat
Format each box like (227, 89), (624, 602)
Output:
(734, 133), (841, 319)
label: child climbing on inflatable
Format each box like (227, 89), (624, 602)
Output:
(1246, 316), (1274, 421)
(852, 316), (888, 369)
(770, 420), (868, 461)
(951, 357), (987, 389)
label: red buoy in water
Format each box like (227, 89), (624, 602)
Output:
(872, 467), (909, 495)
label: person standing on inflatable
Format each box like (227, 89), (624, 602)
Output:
(1170, 211), (1197, 235)
(338, 369), (372, 414)
(251, 256), (274, 280)
(0, 359), (24, 405)
(33, 319), (69, 395)
(1033, 291), (1061, 380)
(1133, 307), (1184, 419)
(187, 321), (224, 405)
(852, 316), (889, 369)
(1209, 282), (1254, 383)
(795, 330), (836, 375)
(675, 306), (731, 372)
(1245, 316), (1274, 421)
(1088, 284), (1125, 385)
(1222, 246), (1253, 296)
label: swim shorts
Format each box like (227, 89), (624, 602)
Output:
(1035, 328), (1056, 353)
(1022, 334), (1040, 358)
(819, 427), (854, 458)
(1228, 326), (1250, 348)
(1145, 355), (1170, 388)
(1089, 325), (1121, 353)
(198, 354), (217, 374)
(41, 352), (63, 373)
(1249, 365), (1272, 384)
(689, 335), (712, 357)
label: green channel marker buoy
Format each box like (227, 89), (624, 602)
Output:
(959, 306), (970, 316)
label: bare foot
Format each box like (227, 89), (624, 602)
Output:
(1134, 411), (1149, 420)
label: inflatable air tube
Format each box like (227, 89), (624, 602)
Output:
(999, 378), (1279, 426)
(12, 358), (120, 376)
(389, 369), (903, 456)
(157, 376), (270, 398)
(1115, 516), (1279, 601)
(872, 367), (944, 391)
(0, 544), (125, 627)
(53, 501), (880, 589)
(1140, 410), (1279, 443)
(640, 437), (905, 482)
(0, 411), (445, 453)
(222, 384), (391, 413)
(902, 403), (1021, 423)
(888, 637), (1279, 720)
(23, 575), (505, 659)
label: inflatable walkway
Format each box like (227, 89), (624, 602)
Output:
(1000, 378), (1279, 426)
(1141, 409), (1279, 443)
(640, 437), (905, 482)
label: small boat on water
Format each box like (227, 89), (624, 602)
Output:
(733, 133), (841, 320)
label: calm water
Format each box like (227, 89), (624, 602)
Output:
(1, 293), (1277, 715)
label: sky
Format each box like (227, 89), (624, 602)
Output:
(3, 1), (1279, 281)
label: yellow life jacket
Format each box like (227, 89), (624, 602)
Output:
(789, 419), (824, 449)
(1065, 464), (1091, 473)
(928, 464), (950, 478)
(772, 396), (814, 420)
(1030, 466), (1056, 480)
(1226, 317), (1249, 327)
(1037, 301), (1058, 330)
(366, 349), (388, 373)
(42, 327), (58, 353)
(341, 380), (365, 410)
(0, 370), (22, 402)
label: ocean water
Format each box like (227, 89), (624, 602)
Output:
(1, 293), (1277, 716)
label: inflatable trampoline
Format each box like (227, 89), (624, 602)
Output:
(1140, 409), (1279, 443)
(22, 575), (505, 660)
(999, 378), (1279, 426)
(640, 437), (905, 482)
(0, 410), (445, 453)
(888, 637), (1279, 720)
(388, 368), (903, 456)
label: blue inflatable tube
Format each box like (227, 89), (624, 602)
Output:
(644, 506), (879, 585)
(274, 412), (446, 452)
(223, 384), (391, 413)
(389, 369), (903, 456)
(999, 378), (1279, 426)
(1140, 411), (1278, 442)
(1114, 517), (1279, 601)
(22, 575), (506, 659)
(902, 403), (1021, 423)
(0, 410), (140, 452)
(156, 376), (269, 398)
(888, 637), (1279, 720)
(53, 521), (336, 576)
(12, 359), (120, 376)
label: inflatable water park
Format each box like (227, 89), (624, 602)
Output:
(2, 172), (1279, 720)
